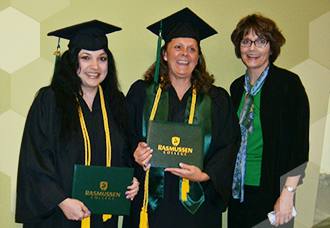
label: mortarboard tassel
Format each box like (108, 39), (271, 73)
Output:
(53, 38), (61, 74)
(153, 21), (162, 84)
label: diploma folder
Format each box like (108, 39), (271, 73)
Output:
(72, 165), (134, 215)
(147, 120), (204, 169)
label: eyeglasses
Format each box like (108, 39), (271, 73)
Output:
(240, 38), (268, 48)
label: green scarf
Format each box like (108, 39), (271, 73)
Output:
(143, 83), (212, 214)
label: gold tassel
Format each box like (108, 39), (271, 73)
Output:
(53, 50), (60, 56)
(53, 38), (61, 56)
(102, 214), (112, 222)
(181, 178), (190, 201)
(139, 207), (149, 228)
(139, 169), (150, 228)
(81, 217), (90, 228)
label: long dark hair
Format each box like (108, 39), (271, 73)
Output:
(144, 43), (215, 93)
(50, 47), (129, 141)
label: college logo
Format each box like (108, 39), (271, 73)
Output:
(172, 137), (180, 147)
(100, 181), (108, 191)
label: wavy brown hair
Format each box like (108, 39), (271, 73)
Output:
(144, 43), (215, 93)
(231, 13), (286, 63)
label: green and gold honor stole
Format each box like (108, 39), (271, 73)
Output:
(139, 83), (212, 228)
(77, 84), (112, 228)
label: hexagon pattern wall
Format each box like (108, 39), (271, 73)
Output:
(11, 0), (70, 22)
(0, 1), (329, 228)
(0, 7), (40, 74)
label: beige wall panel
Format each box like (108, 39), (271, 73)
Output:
(295, 162), (320, 227)
(310, 11), (330, 69)
(321, 94), (330, 173)
(0, 7), (40, 74)
(0, 0), (11, 11)
(11, 58), (53, 117)
(310, 117), (328, 173)
(0, 172), (19, 228)
(11, 0), (70, 22)
(0, 110), (25, 176)
(0, 69), (11, 115)
(291, 59), (330, 125)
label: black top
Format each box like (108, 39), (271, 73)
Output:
(123, 80), (240, 228)
(230, 63), (310, 201)
(15, 87), (131, 227)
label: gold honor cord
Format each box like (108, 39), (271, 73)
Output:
(78, 104), (91, 166)
(99, 84), (112, 167)
(78, 85), (112, 228)
(181, 88), (197, 201)
(140, 85), (162, 228)
(140, 85), (197, 228)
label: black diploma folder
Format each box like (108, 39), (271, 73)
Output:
(72, 165), (134, 215)
(147, 120), (204, 169)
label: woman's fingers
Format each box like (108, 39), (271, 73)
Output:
(133, 142), (153, 167)
(126, 177), (140, 200)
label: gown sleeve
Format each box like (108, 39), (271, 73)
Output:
(125, 80), (149, 178)
(126, 80), (147, 146)
(202, 86), (241, 208)
(113, 90), (134, 168)
(15, 87), (67, 223)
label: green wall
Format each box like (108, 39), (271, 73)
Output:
(1, 0), (330, 227)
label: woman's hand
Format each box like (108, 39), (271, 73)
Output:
(126, 177), (140, 201)
(273, 189), (294, 226)
(273, 175), (300, 226)
(133, 142), (153, 171)
(165, 163), (210, 182)
(58, 198), (90, 221)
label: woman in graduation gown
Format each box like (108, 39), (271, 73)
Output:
(123, 8), (241, 228)
(15, 20), (139, 228)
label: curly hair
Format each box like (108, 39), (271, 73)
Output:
(231, 13), (286, 63)
(50, 47), (129, 141)
(144, 43), (215, 93)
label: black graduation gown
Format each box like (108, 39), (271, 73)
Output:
(15, 87), (131, 228)
(123, 80), (240, 228)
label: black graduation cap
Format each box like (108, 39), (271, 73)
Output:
(147, 8), (217, 83)
(147, 7), (217, 44)
(47, 19), (122, 50)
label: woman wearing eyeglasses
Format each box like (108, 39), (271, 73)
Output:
(228, 14), (309, 227)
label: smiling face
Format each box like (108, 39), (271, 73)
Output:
(240, 29), (271, 79)
(163, 37), (199, 81)
(77, 49), (108, 92)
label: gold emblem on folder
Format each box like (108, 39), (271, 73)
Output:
(172, 137), (180, 147)
(100, 181), (108, 191)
